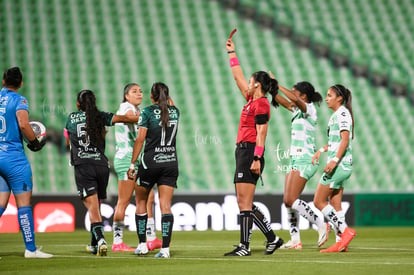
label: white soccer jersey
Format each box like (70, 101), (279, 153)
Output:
(327, 105), (353, 167)
(290, 103), (318, 159)
(114, 102), (139, 159)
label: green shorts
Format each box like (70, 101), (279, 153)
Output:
(114, 154), (137, 181)
(319, 164), (352, 189)
(288, 157), (318, 181)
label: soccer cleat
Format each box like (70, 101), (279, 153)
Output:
(154, 248), (170, 258)
(134, 242), (149, 255)
(224, 244), (251, 256)
(280, 239), (303, 250)
(264, 237), (284, 255)
(24, 249), (53, 258)
(147, 238), (162, 251)
(320, 241), (343, 253)
(86, 245), (97, 255)
(317, 222), (330, 247)
(112, 242), (134, 252)
(97, 239), (108, 256)
(337, 227), (356, 251)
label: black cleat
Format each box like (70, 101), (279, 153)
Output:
(264, 237), (284, 255)
(224, 244), (251, 256)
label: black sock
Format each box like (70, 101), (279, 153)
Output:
(252, 204), (275, 242)
(135, 213), (148, 243)
(161, 214), (174, 248)
(91, 222), (105, 243)
(239, 211), (253, 249)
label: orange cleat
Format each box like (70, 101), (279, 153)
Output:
(320, 242), (342, 253)
(112, 242), (134, 252)
(338, 227), (356, 251)
(147, 238), (163, 251)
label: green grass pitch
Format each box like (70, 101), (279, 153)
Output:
(1, 227), (413, 275)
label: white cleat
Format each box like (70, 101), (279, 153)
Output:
(154, 248), (170, 258)
(317, 222), (330, 248)
(280, 239), (303, 250)
(24, 249), (53, 258)
(134, 242), (149, 255)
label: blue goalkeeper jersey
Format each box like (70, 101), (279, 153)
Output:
(0, 87), (29, 155)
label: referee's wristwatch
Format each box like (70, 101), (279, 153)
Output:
(253, 155), (262, 161)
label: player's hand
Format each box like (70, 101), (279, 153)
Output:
(323, 161), (337, 174)
(226, 39), (235, 52)
(27, 138), (45, 152)
(312, 151), (321, 166)
(127, 164), (137, 181)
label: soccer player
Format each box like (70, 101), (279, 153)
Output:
(223, 39), (283, 256)
(312, 84), (356, 252)
(0, 67), (52, 258)
(112, 83), (162, 252)
(65, 89), (138, 256)
(128, 82), (179, 258)
(271, 76), (330, 249)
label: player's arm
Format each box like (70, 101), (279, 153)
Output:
(16, 110), (43, 151)
(250, 122), (268, 175)
(111, 113), (139, 124)
(274, 78), (307, 113)
(312, 144), (328, 165)
(323, 130), (349, 173)
(128, 127), (148, 180)
(268, 71), (294, 111)
(226, 39), (249, 100)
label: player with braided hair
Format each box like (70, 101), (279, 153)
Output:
(65, 89), (138, 256)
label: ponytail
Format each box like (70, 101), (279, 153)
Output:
(252, 71), (279, 109)
(151, 82), (170, 129)
(77, 90), (106, 146)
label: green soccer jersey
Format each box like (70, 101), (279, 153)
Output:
(327, 105), (353, 167)
(65, 111), (114, 166)
(290, 103), (318, 159)
(138, 104), (180, 168)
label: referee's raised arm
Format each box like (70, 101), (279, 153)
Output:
(226, 39), (249, 100)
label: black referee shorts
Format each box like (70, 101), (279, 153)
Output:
(233, 142), (265, 184)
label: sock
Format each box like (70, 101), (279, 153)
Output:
(18, 206), (36, 252)
(252, 204), (275, 242)
(286, 207), (300, 242)
(336, 210), (346, 242)
(0, 206), (5, 217)
(113, 221), (124, 245)
(146, 217), (156, 241)
(90, 229), (97, 246)
(321, 205), (346, 234)
(91, 222), (105, 243)
(292, 199), (324, 228)
(161, 214), (174, 248)
(135, 213), (148, 243)
(239, 211), (253, 249)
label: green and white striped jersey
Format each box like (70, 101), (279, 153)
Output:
(114, 102), (139, 159)
(327, 105), (353, 167)
(290, 103), (317, 159)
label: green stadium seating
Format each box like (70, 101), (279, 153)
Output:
(0, 0), (413, 194)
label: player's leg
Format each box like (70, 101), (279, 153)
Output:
(112, 178), (135, 251)
(154, 184), (175, 258)
(146, 188), (162, 250)
(134, 185), (150, 255)
(0, 175), (10, 216)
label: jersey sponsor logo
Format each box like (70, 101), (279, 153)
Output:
(154, 153), (176, 163)
(77, 151), (101, 160)
(238, 173), (243, 178)
(34, 203), (75, 232)
(154, 146), (176, 153)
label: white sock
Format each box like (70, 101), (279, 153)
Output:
(292, 199), (324, 228)
(321, 205), (346, 233)
(286, 207), (301, 242)
(113, 221), (124, 245)
(336, 210), (346, 242)
(146, 217), (156, 241)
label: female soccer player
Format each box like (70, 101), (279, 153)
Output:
(0, 67), (52, 258)
(312, 84), (356, 252)
(112, 83), (162, 252)
(223, 39), (283, 256)
(65, 89), (138, 256)
(128, 82), (179, 258)
(271, 77), (329, 250)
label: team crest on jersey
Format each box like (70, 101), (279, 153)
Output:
(20, 98), (28, 106)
